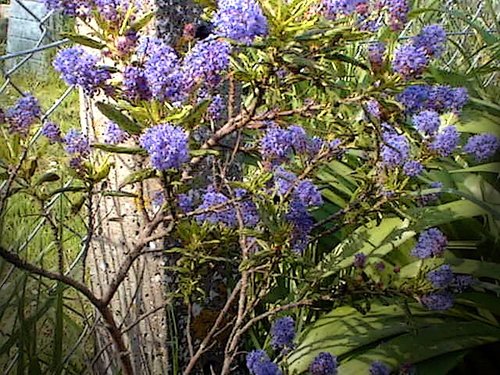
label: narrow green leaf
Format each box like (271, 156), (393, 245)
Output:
(60, 33), (106, 49)
(96, 102), (143, 134)
(93, 143), (147, 155)
(119, 168), (157, 188)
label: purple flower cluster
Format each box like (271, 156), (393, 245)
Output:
(64, 129), (91, 157)
(392, 44), (428, 80)
(381, 130), (410, 168)
(411, 228), (448, 259)
(412, 110), (441, 136)
(273, 168), (323, 207)
(213, 0), (268, 44)
(463, 133), (500, 162)
(54, 47), (110, 96)
(103, 122), (129, 144)
(196, 187), (236, 226)
(177, 192), (194, 212)
(309, 352), (338, 375)
(366, 99), (382, 119)
(450, 274), (474, 293)
(429, 126), (459, 157)
(286, 199), (315, 253)
(182, 37), (231, 92)
(5, 94), (42, 137)
(246, 350), (282, 375)
(123, 66), (151, 102)
(139, 123), (189, 170)
(353, 253), (367, 268)
(261, 126), (293, 163)
(397, 85), (468, 114)
(403, 160), (424, 177)
(261, 124), (329, 164)
(421, 291), (454, 311)
(369, 361), (391, 375)
(196, 187), (258, 227)
(413, 24), (447, 58)
(380, 0), (410, 31)
(139, 38), (181, 102)
(41, 122), (62, 143)
(323, 0), (367, 17)
(43, 0), (92, 17)
(207, 95), (226, 121)
(427, 264), (454, 288)
(95, 0), (140, 23)
(270, 316), (295, 351)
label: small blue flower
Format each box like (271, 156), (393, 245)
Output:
(369, 360), (390, 375)
(427, 264), (454, 288)
(309, 352), (338, 375)
(270, 316), (295, 350)
(103, 122), (129, 145)
(139, 124), (189, 171)
(421, 291), (454, 311)
(6, 94), (42, 137)
(412, 110), (441, 136)
(403, 160), (424, 177)
(64, 129), (91, 157)
(213, 0), (268, 44)
(429, 126), (459, 157)
(41, 122), (62, 143)
(463, 133), (500, 162)
(411, 228), (448, 259)
(413, 24), (447, 58)
(392, 44), (429, 80)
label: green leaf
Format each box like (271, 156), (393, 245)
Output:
(93, 143), (147, 155)
(130, 11), (155, 32)
(101, 190), (138, 198)
(447, 258), (500, 280)
(450, 163), (500, 174)
(415, 350), (467, 375)
(60, 33), (106, 49)
(33, 172), (60, 186)
(189, 149), (220, 157)
(119, 168), (157, 188)
(96, 102), (143, 134)
(337, 321), (500, 375)
(288, 304), (444, 374)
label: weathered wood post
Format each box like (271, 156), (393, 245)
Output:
(81, 1), (202, 373)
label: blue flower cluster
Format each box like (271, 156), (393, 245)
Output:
(207, 95), (226, 121)
(380, 129), (410, 168)
(392, 44), (429, 80)
(286, 199), (315, 253)
(270, 316), (295, 351)
(379, 0), (410, 31)
(369, 360), (391, 375)
(195, 187), (259, 227)
(41, 122), (62, 143)
(353, 253), (367, 268)
(139, 123), (189, 171)
(246, 350), (282, 375)
(139, 37), (182, 102)
(182, 37), (231, 92)
(103, 122), (129, 145)
(6, 94), (42, 137)
(403, 160), (424, 177)
(53, 47), (110, 96)
(412, 24), (447, 58)
(309, 352), (338, 375)
(64, 129), (91, 157)
(420, 291), (454, 311)
(412, 110), (441, 136)
(397, 85), (468, 114)
(392, 24), (446, 79)
(429, 126), (459, 157)
(213, 0), (268, 44)
(260, 124), (329, 164)
(43, 0), (92, 17)
(427, 264), (454, 288)
(323, 0), (367, 17)
(123, 66), (151, 102)
(463, 133), (500, 162)
(366, 99), (382, 119)
(411, 228), (448, 259)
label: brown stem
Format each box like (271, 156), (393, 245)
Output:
(183, 281), (242, 375)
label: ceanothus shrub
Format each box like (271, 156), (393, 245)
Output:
(0, 0), (497, 373)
